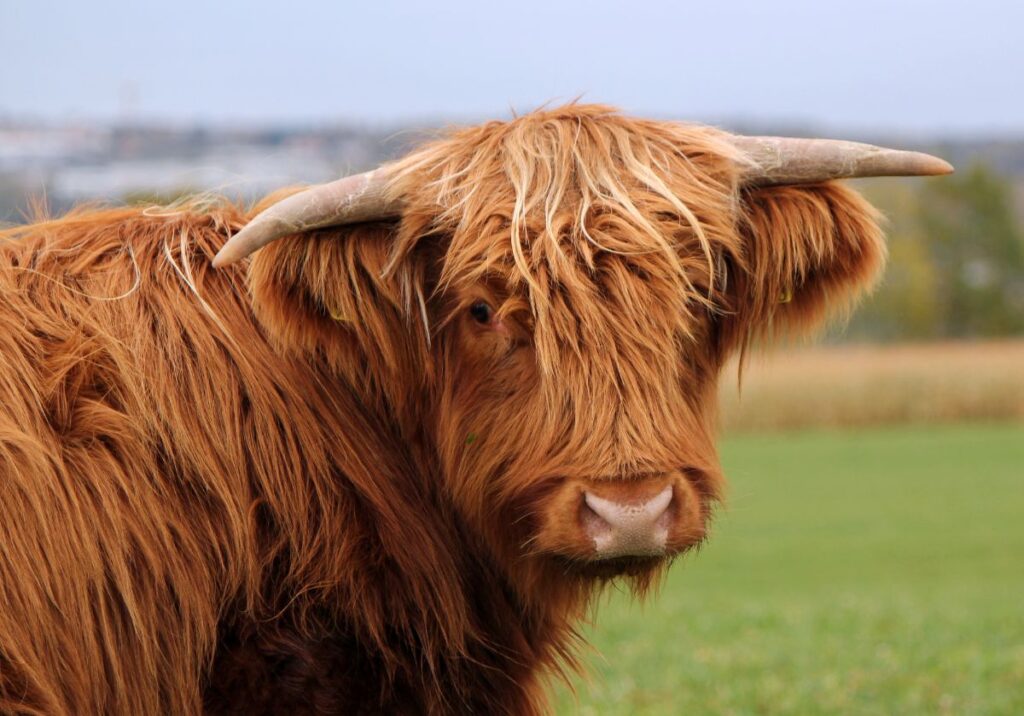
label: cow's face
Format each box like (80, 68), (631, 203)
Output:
(423, 194), (734, 582)
(247, 105), (888, 592)
(430, 250), (725, 580)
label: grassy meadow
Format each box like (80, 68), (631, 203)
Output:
(553, 343), (1024, 715)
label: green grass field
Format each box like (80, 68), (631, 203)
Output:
(554, 423), (1024, 715)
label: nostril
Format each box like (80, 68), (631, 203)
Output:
(579, 497), (614, 538)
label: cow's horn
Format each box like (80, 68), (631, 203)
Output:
(729, 136), (953, 187)
(212, 168), (401, 267)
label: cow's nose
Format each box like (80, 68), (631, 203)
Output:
(581, 486), (673, 558)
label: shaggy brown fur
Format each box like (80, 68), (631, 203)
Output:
(0, 105), (883, 714)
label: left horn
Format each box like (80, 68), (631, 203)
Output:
(728, 136), (953, 187)
(212, 167), (401, 268)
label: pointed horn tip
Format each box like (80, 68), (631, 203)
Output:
(913, 153), (955, 176)
(211, 242), (245, 269)
(210, 250), (231, 269)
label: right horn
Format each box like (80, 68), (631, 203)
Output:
(728, 136), (954, 187)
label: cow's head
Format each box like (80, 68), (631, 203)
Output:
(217, 105), (950, 594)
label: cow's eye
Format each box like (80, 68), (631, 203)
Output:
(469, 300), (493, 325)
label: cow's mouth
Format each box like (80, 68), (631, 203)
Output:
(556, 554), (666, 579)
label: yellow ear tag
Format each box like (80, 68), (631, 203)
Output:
(329, 309), (352, 322)
(778, 288), (793, 304)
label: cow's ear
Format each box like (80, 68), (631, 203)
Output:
(247, 222), (435, 409)
(723, 181), (886, 346)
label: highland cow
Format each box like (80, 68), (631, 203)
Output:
(0, 105), (950, 714)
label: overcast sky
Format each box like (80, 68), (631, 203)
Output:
(2, 0), (1020, 135)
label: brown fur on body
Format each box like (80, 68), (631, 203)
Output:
(0, 105), (884, 714)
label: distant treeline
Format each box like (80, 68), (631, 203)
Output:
(843, 165), (1024, 341)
